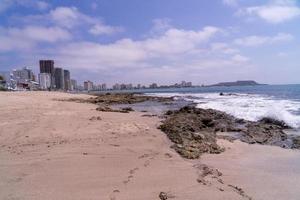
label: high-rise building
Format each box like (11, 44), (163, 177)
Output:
(39, 60), (54, 74)
(39, 73), (51, 90)
(54, 68), (64, 90)
(112, 83), (120, 90)
(101, 83), (107, 90)
(149, 83), (158, 89)
(39, 60), (55, 88)
(12, 67), (34, 81)
(63, 70), (71, 91)
(84, 81), (93, 91)
(71, 79), (77, 91)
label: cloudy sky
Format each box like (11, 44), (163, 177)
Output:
(0, 0), (299, 85)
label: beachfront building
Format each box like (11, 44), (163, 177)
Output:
(180, 81), (192, 87)
(101, 83), (107, 90)
(12, 67), (34, 82)
(64, 70), (71, 91)
(39, 73), (51, 90)
(54, 68), (64, 90)
(40, 60), (55, 88)
(112, 83), (121, 90)
(71, 79), (77, 91)
(84, 80), (93, 91)
(11, 67), (38, 90)
(0, 71), (13, 89)
(149, 83), (158, 89)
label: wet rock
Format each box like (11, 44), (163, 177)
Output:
(241, 121), (288, 146)
(121, 107), (134, 112)
(159, 192), (175, 200)
(259, 117), (290, 129)
(96, 106), (130, 113)
(60, 93), (173, 105)
(89, 116), (102, 121)
(292, 136), (300, 149)
(159, 106), (228, 159)
(90, 93), (173, 105)
(159, 105), (297, 159)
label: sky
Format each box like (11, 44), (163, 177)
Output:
(0, 0), (299, 86)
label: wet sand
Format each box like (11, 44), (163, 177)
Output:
(0, 92), (300, 200)
(202, 140), (300, 200)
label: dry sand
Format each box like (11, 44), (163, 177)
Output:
(0, 92), (300, 200)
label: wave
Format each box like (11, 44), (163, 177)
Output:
(147, 92), (300, 128)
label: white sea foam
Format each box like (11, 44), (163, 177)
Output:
(148, 92), (300, 128)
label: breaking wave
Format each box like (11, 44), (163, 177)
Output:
(148, 92), (300, 129)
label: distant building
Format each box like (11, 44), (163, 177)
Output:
(84, 80), (93, 91)
(11, 67), (37, 90)
(112, 83), (121, 90)
(63, 70), (71, 91)
(54, 68), (64, 90)
(101, 83), (107, 90)
(71, 79), (77, 91)
(39, 60), (55, 88)
(180, 81), (192, 87)
(149, 83), (158, 89)
(0, 71), (12, 89)
(12, 67), (34, 82)
(39, 73), (51, 90)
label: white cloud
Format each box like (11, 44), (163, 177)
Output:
(223, 0), (239, 7)
(52, 26), (222, 70)
(0, 26), (71, 52)
(9, 26), (71, 42)
(150, 18), (173, 34)
(210, 42), (239, 54)
(48, 6), (122, 35)
(143, 27), (220, 55)
(49, 7), (82, 28)
(234, 33), (293, 46)
(277, 52), (288, 57)
(0, 0), (50, 13)
(231, 54), (249, 62)
(89, 24), (123, 35)
(36, 1), (50, 10)
(237, 0), (300, 23)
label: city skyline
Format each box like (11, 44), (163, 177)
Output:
(0, 0), (300, 85)
(1, 59), (195, 91)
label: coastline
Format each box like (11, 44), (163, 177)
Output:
(1, 91), (300, 200)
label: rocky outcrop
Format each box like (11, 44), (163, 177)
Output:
(86, 93), (173, 105)
(96, 106), (134, 113)
(159, 106), (231, 159)
(62, 93), (173, 113)
(159, 106), (297, 159)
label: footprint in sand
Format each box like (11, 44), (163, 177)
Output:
(109, 189), (120, 200)
(123, 167), (139, 184)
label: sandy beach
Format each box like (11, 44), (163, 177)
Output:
(1, 92), (300, 200)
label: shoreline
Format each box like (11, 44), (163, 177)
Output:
(1, 91), (300, 200)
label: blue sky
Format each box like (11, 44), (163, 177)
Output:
(0, 0), (299, 85)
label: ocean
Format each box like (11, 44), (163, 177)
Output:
(142, 84), (300, 129)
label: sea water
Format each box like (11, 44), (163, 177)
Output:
(144, 84), (300, 129)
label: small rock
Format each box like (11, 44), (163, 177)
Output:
(159, 192), (168, 200)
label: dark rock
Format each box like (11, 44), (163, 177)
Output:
(121, 107), (134, 112)
(61, 93), (173, 105)
(258, 117), (291, 129)
(292, 136), (300, 149)
(159, 105), (298, 159)
(159, 106), (229, 159)
(159, 192), (168, 200)
(96, 106), (129, 113)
